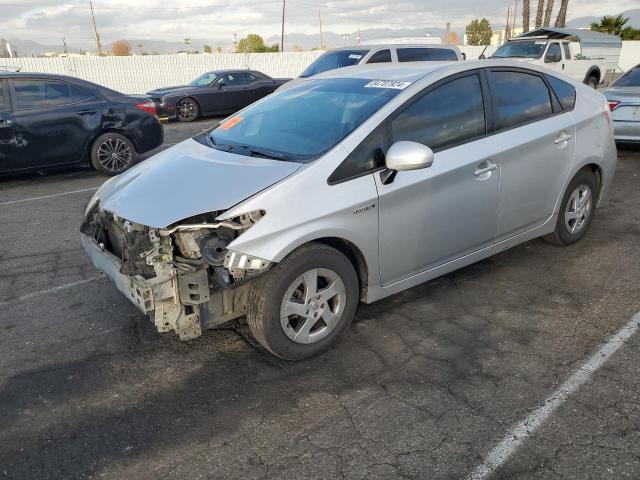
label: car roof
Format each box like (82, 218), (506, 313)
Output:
(329, 44), (459, 51)
(307, 59), (571, 83)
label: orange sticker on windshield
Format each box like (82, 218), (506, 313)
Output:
(221, 116), (243, 130)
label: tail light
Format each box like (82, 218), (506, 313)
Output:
(136, 100), (157, 116)
(607, 100), (620, 111)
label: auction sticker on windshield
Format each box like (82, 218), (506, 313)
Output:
(221, 116), (243, 130)
(364, 80), (412, 90)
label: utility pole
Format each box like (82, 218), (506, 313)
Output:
(317, 2), (323, 50)
(505, 4), (511, 41)
(89, 0), (103, 56)
(280, 0), (286, 52)
(62, 37), (68, 55)
(342, 33), (348, 47)
(233, 33), (237, 53)
(512, 0), (518, 35)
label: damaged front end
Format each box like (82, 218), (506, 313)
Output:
(80, 205), (270, 340)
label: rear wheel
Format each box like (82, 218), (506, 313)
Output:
(176, 97), (199, 122)
(585, 75), (598, 89)
(90, 133), (135, 175)
(246, 243), (359, 361)
(544, 170), (598, 245)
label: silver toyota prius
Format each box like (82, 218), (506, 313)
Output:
(81, 60), (617, 360)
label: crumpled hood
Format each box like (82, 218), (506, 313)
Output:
(93, 139), (302, 228)
(147, 85), (200, 97)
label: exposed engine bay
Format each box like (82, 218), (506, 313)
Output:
(80, 205), (270, 340)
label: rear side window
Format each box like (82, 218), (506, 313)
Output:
(367, 50), (392, 64)
(397, 48), (458, 62)
(546, 75), (576, 111)
(391, 74), (486, 151)
(14, 79), (93, 109)
(329, 124), (388, 183)
(490, 71), (553, 130)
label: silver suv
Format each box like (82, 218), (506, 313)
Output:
(82, 60), (617, 360)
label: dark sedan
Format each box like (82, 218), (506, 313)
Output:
(147, 69), (290, 122)
(0, 72), (163, 176)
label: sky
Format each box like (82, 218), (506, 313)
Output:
(0, 0), (637, 50)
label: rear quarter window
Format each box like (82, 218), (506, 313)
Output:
(397, 48), (458, 62)
(546, 75), (576, 111)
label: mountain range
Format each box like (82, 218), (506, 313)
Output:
(4, 8), (639, 56)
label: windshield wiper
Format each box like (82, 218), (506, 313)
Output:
(210, 142), (289, 161)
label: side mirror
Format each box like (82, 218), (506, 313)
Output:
(217, 82), (226, 89)
(381, 141), (434, 185)
(461, 52), (467, 60)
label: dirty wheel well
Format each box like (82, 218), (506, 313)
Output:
(314, 237), (369, 302)
(579, 163), (603, 203)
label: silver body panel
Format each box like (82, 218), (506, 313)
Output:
(604, 87), (640, 143)
(86, 60), (617, 333)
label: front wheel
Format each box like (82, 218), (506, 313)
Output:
(246, 243), (359, 361)
(90, 133), (135, 175)
(176, 97), (199, 122)
(544, 170), (598, 245)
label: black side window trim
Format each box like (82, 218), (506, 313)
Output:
(0, 79), (9, 112)
(10, 78), (97, 111)
(485, 67), (563, 134)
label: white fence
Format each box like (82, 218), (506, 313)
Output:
(0, 51), (325, 94)
(1, 42), (639, 95)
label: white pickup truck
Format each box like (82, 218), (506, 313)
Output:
(489, 28), (622, 88)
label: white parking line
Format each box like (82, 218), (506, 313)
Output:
(0, 276), (102, 307)
(466, 312), (640, 480)
(0, 187), (98, 206)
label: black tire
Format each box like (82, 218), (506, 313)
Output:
(247, 243), (359, 361)
(585, 75), (598, 89)
(544, 170), (598, 246)
(176, 97), (199, 122)
(90, 132), (135, 176)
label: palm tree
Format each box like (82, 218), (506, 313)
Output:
(554, 0), (569, 27)
(590, 14), (629, 36)
(522, 0), (530, 32)
(534, 0), (544, 28)
(543, 0), (554, 27)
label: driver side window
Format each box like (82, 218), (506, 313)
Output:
(546, 43), (561, 62)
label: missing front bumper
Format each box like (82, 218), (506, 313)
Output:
(81, 233), (248, 340)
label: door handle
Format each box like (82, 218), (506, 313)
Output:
(554, 133), (572, 144)
(77, 109), (97, 116)
(474, 162), (498, 177)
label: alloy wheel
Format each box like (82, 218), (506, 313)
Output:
(564, 184), (592, 234)
(177, 99), (197, 121)
(96, 137), (132, 173)
(280, 268), (347, 345)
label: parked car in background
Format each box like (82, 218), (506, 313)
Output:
(604, 64), (640, 144)
(0, 72), (163, 175)
(146, 70), (290, 122)
(297, 43), (463, 79)
(490, 27), (621, 88)
(82, 60), (616, 360)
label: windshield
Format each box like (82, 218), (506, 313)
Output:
(491, 40), (547, 59)
(190, 72), (218, 87)
(613, 67), (640, 87)
(207, 78), (403, 162)
(300, 50), (369, 78)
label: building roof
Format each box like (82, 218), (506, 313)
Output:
(515, 28), (622, 49)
